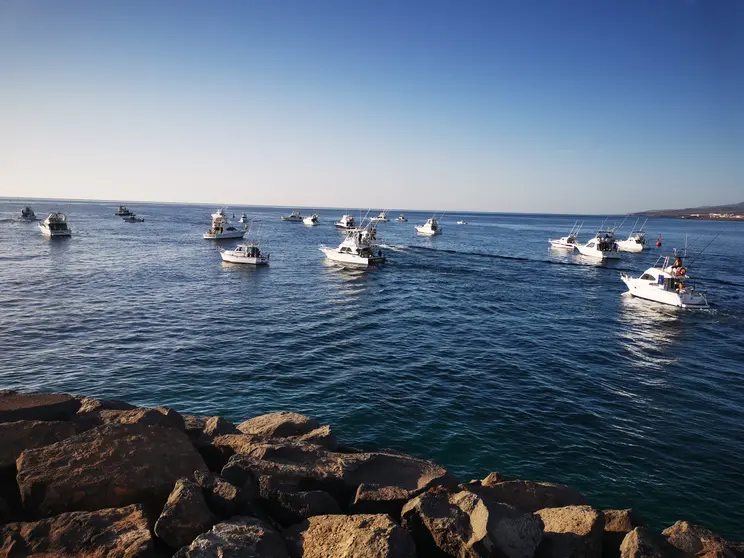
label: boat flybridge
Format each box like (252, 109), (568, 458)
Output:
(320, 222), (384, 267)
(617, 219), (648, 253)
(549, 221), (583, 250)
(621, 255), (708, 308)
(303, 213), (320, 226)
(281, 210), (303, 222)
(415, 215), (442, 236)
(39, 212), (71, 237)
(371, 210), (389, 223)
(203, 208), (245, 240)
(575, 229), (619, 259)
(395, 214), (408, 222)
(335, 214), (355, 229)
(21, 206), (36, 220)
(115, 206), (133, 216)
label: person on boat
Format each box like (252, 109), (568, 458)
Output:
(673, 256), (683, 269)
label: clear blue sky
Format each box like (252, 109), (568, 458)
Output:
(1, 0), (741, 213)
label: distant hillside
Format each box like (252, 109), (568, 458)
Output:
(635, 202), (744, 219)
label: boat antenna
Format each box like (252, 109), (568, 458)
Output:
(686, 234), (719, 269)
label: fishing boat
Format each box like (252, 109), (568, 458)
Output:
(415, 216), (441, 236)
(122, 214), (144, 223)
(39, 212), (72, 237)
(617, 219), (648, 252)
(115, 206), (134, 216)
(303, 213), (320, 226)
(335, 214), (355, 229)
(320, 223), (384, 267)
(239, 213), (248, 223)
(371, 210), (389, 223)
(219, 241), (269, 265)
(457, 220), (468, 225)
(203, 208), (245, 240)
(395, 214), (408, 222)
(21, 206), (36, 220)
(621, 255), (708, 308)
(549, 221), (582, 250)
(281, 210), (303, 222)
(575, 229), (619, 259)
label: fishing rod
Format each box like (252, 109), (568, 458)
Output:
(685, 234), (719, 269)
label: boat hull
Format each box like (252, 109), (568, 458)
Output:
(575, 245), (620, 259)
(320, 247), (384, 267)
(204, 230), (245, 240)
(303, 218), (319, 226)
(220, 252), (269, 265)
(617, 240), (645, 253)
(415, 226), (441, 236)
(281, 217), (303, 222)
(621, 275), (708, 308)
(549, 239), (575, 250)
(39, 226), (71, 237)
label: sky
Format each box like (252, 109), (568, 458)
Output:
(1, 0), (742, 213)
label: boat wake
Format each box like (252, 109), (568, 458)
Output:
(377, 243), (408, 252)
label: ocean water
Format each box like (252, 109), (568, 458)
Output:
(1, 199), (743, 538)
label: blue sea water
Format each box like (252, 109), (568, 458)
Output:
(1, 199), (743, 538)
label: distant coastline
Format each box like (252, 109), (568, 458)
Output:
(634, 201), (744, 221)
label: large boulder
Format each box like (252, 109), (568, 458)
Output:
(259, 475), (340, 527)
(535, 505), (605, 558)
(76, 397), (136, 414)
(154, 478), (218, 549)
(0, 504), (153, 557)
(237, 412), (321, 438)
(0, 420), (79, 469)
(0, 393), (80, 423)
(401, 487), (543, 558)
(174, 516), (289, 557)
(619, 527), (681, 558)
(221, 439), (456, 507)
(94, 407), (186, 432)
(602, 510), (637, 558)
(204, 416), (239, 437)
(662, 521), (741, 557)
(284, 513), (416, 558)
(16, 423), (207, 518)
(467, 475), (587, 513)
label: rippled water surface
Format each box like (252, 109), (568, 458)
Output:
(1, 200), (743, 537)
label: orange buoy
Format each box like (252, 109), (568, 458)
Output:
(656, 234), (662, 248)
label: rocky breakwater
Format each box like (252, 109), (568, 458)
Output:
(0, 390), (741, 558)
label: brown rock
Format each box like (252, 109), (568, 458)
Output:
(535, 505), (605, 558)
(259, 476), (340, 527)
(0, 393), (80, 423)
(220, 439), (456, 506)
(174, 516), (289, 557)
(294, 425), (338, 450)
(155, 478), (218, 549)
(662, 521), (740, 558)
(237, 411), (320, 439)
(0, 504), (153, 557)
(620, 527), (681, 558)
(16, 423), (207, 518)
(602, 510), (637, 558)
(102, 407), (186, 431)
(194, 470), (255, 519)
(350, 484), (410, 517)
(284, 513), (416, 558)
(401, 488), (543, 558)
(76, 397), (136, 414)
(183, 414), (208, 438)
(204, 416), (239, 437)
(468, 476), (587, 513)
(0, 420), (79, 469)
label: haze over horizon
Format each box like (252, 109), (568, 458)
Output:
(1, 0), (742, 214)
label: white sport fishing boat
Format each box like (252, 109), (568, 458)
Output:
(203, 209), (245, 240)
(371, 210), (389, 223)
(303, 213), (320, 226)
(335, 214), (355, 229)
(575, 229), (619, 259)
(239, 213), (248, 223)
(39, 212), (72, 237)
(621, 255), (708, 308)
(415, 216), (441, 236)
(320, 224), (384, 267)
(21, 206), (36, 220)
(281, 210), (303, 222)
(115, 206), (133, 217)
(457, 220), (468, 225)
(395, 214), (408, 222)
(549, 221), (582, 250)
(617, 219), (648, 252)
(219, 241), (269, 265)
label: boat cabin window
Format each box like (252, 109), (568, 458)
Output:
(640, 273), (655, 281)
(587, 242), (595, 248)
